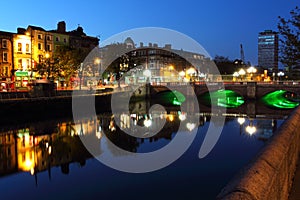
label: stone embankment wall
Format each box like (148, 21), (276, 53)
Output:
(217, 106), (300, 200)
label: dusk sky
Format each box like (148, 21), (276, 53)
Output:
(1, 0), (299, 66)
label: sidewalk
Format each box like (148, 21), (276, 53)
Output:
(289, 156), (300, 200)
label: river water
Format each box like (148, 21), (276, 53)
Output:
(0, 99), (294, 199)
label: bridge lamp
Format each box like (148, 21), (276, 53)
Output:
(277, 71), (284, 81)
(233, 72), (239, 81)
(238, 69), (246, 81)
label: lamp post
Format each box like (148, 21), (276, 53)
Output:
(79, 63), (83, 90)
(247, 66), (257, 81)
(45, 53), (50, 80)
(277, 71), (284, 81)
(94, 57), (101, 84)
(143, 69), (151, 99)
(233, 72), (239, 81)
(238, 69), (246, 81)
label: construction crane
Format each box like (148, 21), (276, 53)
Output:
(240, 44), (245, 64)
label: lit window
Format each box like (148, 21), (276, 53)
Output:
(17, 43), (22, 52)
(3, 52), (8, 62)
(18, 59), (22, 69)
(2, 39), (7, 48)
(46, 44), (51, 51)
(26, 44), (30, 53)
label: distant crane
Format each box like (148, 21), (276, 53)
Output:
(240, 44), (245, 64)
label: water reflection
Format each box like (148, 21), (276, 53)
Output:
(0, 101), (291, 182)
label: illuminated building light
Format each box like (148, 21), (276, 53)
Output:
(261, 90), (299, 109)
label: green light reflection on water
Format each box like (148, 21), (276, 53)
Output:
(261, 90), (299, 109)
(158, 90), (186, 106)
(203, 90), (245, 108)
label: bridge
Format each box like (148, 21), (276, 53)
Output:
(150, 81), (300, 99)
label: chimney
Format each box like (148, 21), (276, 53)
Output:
(153, 43), (158, 48)
(148, 43), (152, 47)
(57, 21), (66, 33)
(164, 44), (171, 50)
(17, 28), (26, 34)
(140, 42), (143, 48)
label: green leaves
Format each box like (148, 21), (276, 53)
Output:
(278, 6), (300, 73)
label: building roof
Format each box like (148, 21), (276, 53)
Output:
(28, 25), (46, 32)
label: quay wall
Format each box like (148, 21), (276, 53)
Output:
(217, 106), (300, 200)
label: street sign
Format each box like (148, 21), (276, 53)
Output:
(15, 71), (28, 77)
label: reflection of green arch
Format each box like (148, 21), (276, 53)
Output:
(261, 90), (299, 109)
(202, 90), (244, 108)
(156, 90), (186, 106)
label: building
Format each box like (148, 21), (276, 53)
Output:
(99, 37), (210, 84)
(0, 21), (99, 90)
(0, 31), (14, 79)
(258, 30), (279, 73)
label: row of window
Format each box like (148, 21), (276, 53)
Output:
(37, 34), (68, 43)
(17, 42), (51, 52)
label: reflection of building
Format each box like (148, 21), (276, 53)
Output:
(258, 30), (278, 73)
(0, 133), (17, 176)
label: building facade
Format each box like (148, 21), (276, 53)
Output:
(0, 31), (14, 79)
(100, 38), (210, 84)
(258, 30), (279, 73)
(0, 21), (99, 90)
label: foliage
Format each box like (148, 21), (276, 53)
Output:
(36, 45), (90, 83)
(278, 6), (300, 71)
(213, 55), (241, 75)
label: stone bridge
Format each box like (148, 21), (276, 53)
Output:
(151, 81), (300, 99)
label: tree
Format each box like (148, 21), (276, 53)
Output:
(213, 55), (239, 75)
(278, 6), (300, 72)
(36, 45), (90, 85)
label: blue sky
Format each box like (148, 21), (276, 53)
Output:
(1, 0), (299, 65)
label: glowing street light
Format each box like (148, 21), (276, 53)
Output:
(238, 69), (246, 81)
(238, 69), (246, 76)
(247, 66), (257, 81)
(277, 71), (285, 81)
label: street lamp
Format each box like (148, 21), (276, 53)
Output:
(233, 72), (239, 81)
(45, 53), (50, 79)
(247, 66), (257, 81)
(238, 69), (246, 81)
(79, 63), (83, 90)
(277, 71), (284, 81)
(94, 57), (101, 84)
